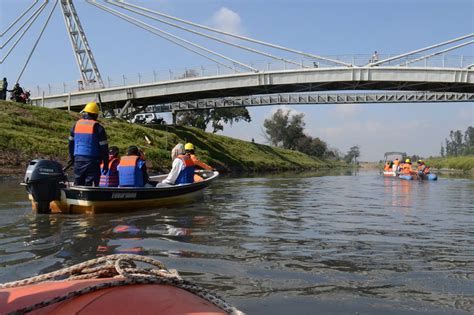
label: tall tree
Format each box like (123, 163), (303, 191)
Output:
(263, 109), (305, 149)
(345, 145), (361, 164)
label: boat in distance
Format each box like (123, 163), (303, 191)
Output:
(23, 159), (219, 214)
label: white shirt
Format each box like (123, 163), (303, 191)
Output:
(162, 158), (185, 184)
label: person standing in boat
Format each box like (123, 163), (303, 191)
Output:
(118, 146), (155, 187)
(68, 102), (109, 186)
(99, 146), (120, 187)
(160, 144), (195, 185)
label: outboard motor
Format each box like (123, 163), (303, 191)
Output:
(24, 159), (67, 214)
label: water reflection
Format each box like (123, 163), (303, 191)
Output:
(0, 170), (473, 314)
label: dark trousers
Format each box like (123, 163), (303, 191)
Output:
(74, 159), (100, 186)
(0, 91), (6, 100)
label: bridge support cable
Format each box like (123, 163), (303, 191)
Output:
(369, 33), (474, 67)
(88, 1), (257, 72)
(0, 1), (48, 49)
(399, 40), (474, 66)
(0, 0), (40, 37)
(106, 0), (308, 69)
(112, 0), (352, 67)
(0, 1), (49, 64)
(16, 0), (59, 84)
(60, 0), (104, 88)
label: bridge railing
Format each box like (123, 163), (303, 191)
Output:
(29, 54), (473, 98)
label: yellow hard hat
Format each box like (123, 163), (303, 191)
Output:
(405, 159), (411, 163)
(184, 143), (194, 151)
(82, 102), (100, 114)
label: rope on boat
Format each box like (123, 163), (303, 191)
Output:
(0, 254), (244, 315)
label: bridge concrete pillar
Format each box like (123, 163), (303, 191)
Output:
(172, 110), (177, 125)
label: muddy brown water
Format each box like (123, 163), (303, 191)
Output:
(0, 170), (473, 314)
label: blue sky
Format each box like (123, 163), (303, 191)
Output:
(1, 0), (473, 161)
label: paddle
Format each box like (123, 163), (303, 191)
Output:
(63, 160), (73, 172)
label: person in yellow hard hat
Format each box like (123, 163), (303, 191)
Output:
(401, 158), (414, 175)
(68, 102), (109, 186)
(184, 142), (215, 182)
(185, 142), (213, 171)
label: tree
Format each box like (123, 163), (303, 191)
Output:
(465, 126), (474, 146)
(345, 145), (360, 164)
(177, 107), (251, 133)
(263, 109), (305, 149)
(440, 145), (445, 157)
(296, 136), (327, 158)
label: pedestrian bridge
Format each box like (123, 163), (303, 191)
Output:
(30, 65), (474, 111)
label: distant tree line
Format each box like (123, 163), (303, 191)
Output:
(440, 126), (474, 157)
(263, 108), (360, 162)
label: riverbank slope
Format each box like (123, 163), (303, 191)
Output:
(427, 156), (474, 172)
(0, 101), (342, 176)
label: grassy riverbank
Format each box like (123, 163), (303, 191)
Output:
(0, 101), (343, 175)
(427, 156), (474, 172)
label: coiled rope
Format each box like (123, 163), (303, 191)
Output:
(0, 254), (243, 315)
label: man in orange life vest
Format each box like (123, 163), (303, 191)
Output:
(184, 142), (214, 171)
(68, 102), (109, 186)
(160, 144), (195, 185)
(99, 146), (120, 187)
(118, 146), (154, 187)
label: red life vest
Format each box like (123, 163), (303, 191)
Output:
(99, 157), (120, 187)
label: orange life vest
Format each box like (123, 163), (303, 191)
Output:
(99, 157), (120, 187)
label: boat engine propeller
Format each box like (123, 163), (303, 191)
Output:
(24, 159), (67, 214)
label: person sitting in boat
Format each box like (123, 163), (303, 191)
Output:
(118, 146), (154, 187)
(184, 143), (213, 171)
(416, 160), (431, 176)
(160, 145), (195, 185)
(383, 161), (391, 171)
(400, 159), (415, 175)
(99, 146), (120, 187)
(68, 102), (109, 186)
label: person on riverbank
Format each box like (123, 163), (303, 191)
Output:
(99, 146), (120, 187)
(68, 102), (109, 186)
(118, 146), (155, 187)
(9, 83), (24, 103)
(0, 78), (8, 100)
(159, 144), (195, 186)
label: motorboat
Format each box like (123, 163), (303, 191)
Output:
(23, 159), (219, 214)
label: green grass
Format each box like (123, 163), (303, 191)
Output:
(427, 156), (474, 172)
(0, 101), (343, 173)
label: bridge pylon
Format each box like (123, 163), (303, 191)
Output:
(60, 0), (104, 89)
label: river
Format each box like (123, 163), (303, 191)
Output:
(0, 170), (473, 314)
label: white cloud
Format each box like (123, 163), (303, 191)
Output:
(211, 7), (244, 35)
